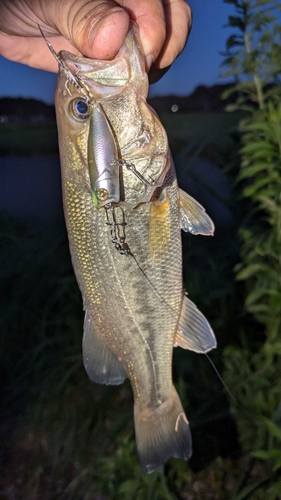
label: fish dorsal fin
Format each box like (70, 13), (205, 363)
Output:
(175, 295), (217, 353)
(179, 188), (215, 236)
(83, 310), (127, 385)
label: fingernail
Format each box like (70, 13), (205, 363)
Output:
(146, 54), (155, 72)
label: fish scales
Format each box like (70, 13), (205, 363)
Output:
(64, 167), (181, 407)
(54, 23), (216, 473)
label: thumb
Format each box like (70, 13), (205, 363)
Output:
(46, 0), (130, 60)
(0, 0), (130, 61)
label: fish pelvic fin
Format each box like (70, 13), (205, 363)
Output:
(83, 310), (127, 385)
(175, 294), (217, 353)
(134, 386), (192, 473)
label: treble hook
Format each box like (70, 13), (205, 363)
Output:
(104, 204), (131, 255)
(38, 24), (93, 103)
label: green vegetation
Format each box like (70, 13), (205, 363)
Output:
(221, 0), (281, 497)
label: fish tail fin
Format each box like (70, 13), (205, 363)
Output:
(134, 386), (192, 473)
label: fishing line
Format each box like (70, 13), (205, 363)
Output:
(204, 353), (253, 420)
(39, 25), (94, 103)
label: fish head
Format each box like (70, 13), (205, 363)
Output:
(55, 23), (168, 209)
(54, 54), (128, 208)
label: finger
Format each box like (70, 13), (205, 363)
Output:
(0, 0), (131, 62)
(121, 0), (166, 70)
(155, 0), (192, 68)
(156, 0), (192, 69)
(53, 0), (167, 65)
(121, 0), (191, 71)
(0, 0), (191, 74)
(0, 31), (80, 71)
(54, 0), (130, 60)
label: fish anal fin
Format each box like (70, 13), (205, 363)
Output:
(134, 386), (192, 473)
(175, 295), (217, 353)
(179, 188), (215, 236)
(83, 310), (127, 385)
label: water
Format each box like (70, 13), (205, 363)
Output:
(0, 155), (64, 222)
(0, 154), (232, 225)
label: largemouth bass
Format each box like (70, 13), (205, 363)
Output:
(53, 24), (216, 473)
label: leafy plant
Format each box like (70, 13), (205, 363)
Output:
(222, 0), (281, 110)
(222, 0), (281, 491)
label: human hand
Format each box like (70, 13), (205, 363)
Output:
(0, 0), (191, 79)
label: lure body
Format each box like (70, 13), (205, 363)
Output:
(55, 25), (216, 473)
(88, 102), (120, 207)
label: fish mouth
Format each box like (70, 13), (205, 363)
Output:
(59, 51), (130, 89)
(57, 24), (139, 98)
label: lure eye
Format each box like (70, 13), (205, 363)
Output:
(97, 188), (108, 201)
(70, 99), (89, 120)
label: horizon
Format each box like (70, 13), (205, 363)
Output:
(0, 1), (234, 104)
(0, 80), (234, 105)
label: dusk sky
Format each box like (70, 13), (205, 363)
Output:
(0, 1), (234, 103)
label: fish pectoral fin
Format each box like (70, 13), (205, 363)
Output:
(179, 188), (215, 236)
(175, 295), (217, 353)
(83, 310), (127, 385)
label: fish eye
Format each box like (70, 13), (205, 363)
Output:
(70, 99), (89, 120)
